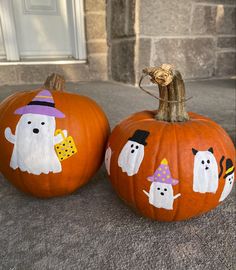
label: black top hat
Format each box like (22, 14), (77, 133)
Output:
(128, 129), (150, 146)
(224, 158), (234, 178)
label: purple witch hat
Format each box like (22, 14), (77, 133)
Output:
(14, 90), (65, 118)
(147, 159), (179, 185)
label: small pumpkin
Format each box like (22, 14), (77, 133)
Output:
(0, 74), (110, 198)
(105, 64), (235, 221)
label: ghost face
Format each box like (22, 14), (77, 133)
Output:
(118, 140), (144, 176)
(219, 172), (234, 202)
(105, 147), (112, 175)
(192, 148), (219, 193)
(148, 182), (175, 210)
(10, 113), (61, 175)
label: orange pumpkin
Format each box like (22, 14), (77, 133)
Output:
(105, 64), (235, 221)
(0, 74), (110, 198)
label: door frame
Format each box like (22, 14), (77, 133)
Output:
(0, 0), (87, 61)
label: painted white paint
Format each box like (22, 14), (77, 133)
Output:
(0, 22), (6, 59)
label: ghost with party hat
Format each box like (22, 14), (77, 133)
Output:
(143, 158), (181, 210)
(4, 90), (68, 175)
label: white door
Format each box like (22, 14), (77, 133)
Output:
(0, 0), (86, 61)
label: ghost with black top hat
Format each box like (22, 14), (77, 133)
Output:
(219, 157), (235, 202)
(4, 90), (67, 175)
(118, 129), (150, 176)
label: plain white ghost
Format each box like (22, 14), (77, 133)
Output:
(105, 146), (112, 175)
(143, 182), (181, 210)
(5, 113), (67, 175)
(192, 147), (219, 194)
(118, 130), (149, 176)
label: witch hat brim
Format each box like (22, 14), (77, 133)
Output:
(15, 105), (65, 118)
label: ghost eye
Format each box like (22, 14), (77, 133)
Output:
(136, 146), (139, 149)
(207, 160), (210, 164)
(201, 160), (205, 164)
(157, 187), (160, 190)
(164, 188), (167, 191)
(131, 144), (134, 148)
(27, 121), (31, 124)
(41, 122), (45, 125)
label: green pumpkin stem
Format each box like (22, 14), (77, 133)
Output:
(44, 73), (65, 91)
(143, 64), (190, 122)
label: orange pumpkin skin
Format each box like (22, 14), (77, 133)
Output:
(0, 88), (110, 198)
(106, 110), (235, 221)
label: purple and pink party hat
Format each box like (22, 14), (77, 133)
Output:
(147, 159), (179, 185)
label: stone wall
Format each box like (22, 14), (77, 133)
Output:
(107, 0), (136, 84)
(85, 0), (108, 80)
(108, 0), (236, 84)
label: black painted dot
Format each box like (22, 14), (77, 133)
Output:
(207, 160), (210, 164)
(59, 152), (61, 154)
(63, 144), (65, 146)
(136, 145), (139, 149)
(164, 188), (167, 191)
(201, 160), (205, 164)
(61, 158), (63, 160)
(131, 149), (135, 153)
(69, 141), (71, 143)
(71, 146), (73, 148)
(67, 154), (70, 157)
(41, 122), (45, 125)
(57, 146), (59, 149)
(157, 187), (160, 190)
(65, 150), (68, 152)
(131, 144), (134, 148)
(72, 151), (74, 153)
(27, 121), (31, 124)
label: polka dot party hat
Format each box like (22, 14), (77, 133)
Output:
(147, 158), (179, 185)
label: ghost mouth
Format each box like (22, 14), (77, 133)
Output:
(160, 192), (165, 196)
(33, 128), (39, 134)
(205, 166), (209, 170)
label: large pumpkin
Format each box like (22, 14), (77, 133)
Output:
(105, 64), (235, 221)
(0, 74), (110, 198)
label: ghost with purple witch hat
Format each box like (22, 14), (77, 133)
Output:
(5, 90), (67, 175)
(143, 159), (181, 210)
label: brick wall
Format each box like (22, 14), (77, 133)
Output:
(108, 0), (236, 84)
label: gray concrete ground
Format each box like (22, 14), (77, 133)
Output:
(0, 79), (235, 269)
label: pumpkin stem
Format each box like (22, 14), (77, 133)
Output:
(44, 73), (65, 91)
(143, 64), (190, 122)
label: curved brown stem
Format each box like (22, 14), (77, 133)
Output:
(143, 64), (189, 122)
(44, 73), (65, 91)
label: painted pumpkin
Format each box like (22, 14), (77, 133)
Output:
(0, 74), (110, 198)
(105, 64), (235, 221)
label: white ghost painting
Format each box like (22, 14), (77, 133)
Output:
(192, 147), (219, 194)
(4, 90), (67, 175)
(118, 130), (150, 176)
(219, 157), (234, 202)
(105, 146), (112, 175)
(143, 159), (181, 210)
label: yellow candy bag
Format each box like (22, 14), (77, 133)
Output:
(54, 129), (77, 161)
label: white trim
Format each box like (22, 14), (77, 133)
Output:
(68, 0), (87, 60)
(0, 0), (19, 60)
(0, 60), (86, 65)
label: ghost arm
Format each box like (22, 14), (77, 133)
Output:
(174, 193), (181, 200)
(53, 130), (68, 145)
(143, 190), (149, 197)
(4, 127), (15, 144)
